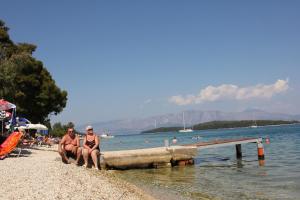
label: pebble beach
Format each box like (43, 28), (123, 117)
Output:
(0, 147), (155, 200)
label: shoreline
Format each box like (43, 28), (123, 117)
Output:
(0, 147), (155, 200)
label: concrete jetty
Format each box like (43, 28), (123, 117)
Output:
(99, 138), (264, 170)
(101, 146), (197, 169)
(183, 138), (258, 149)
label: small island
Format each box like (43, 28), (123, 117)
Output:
(141, 120), (300, 133)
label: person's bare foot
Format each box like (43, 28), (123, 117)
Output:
(62, 157), (70, 164)
(74, 161), (80, 166)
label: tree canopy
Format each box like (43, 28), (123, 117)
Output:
(0, 19), (67, 123)
(51, 122), (78, 137)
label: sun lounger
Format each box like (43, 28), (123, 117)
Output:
(0, 131), (23, 158)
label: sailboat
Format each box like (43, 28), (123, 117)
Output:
(179, 112), (193, 133)
(250, 113), (258, 128)
(100, 130), (114, 138)
(250, 120), (258, 128)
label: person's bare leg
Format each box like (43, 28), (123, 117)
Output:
(91, 149), (100, 169)
(71, 146), (77, 155)
(82, 149), (89, 167)
(58, 149), (70, 164)
(75, 147), (82, 165)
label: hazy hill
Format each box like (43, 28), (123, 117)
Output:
(142, 120), (299, 133)
(78, 109), (300, 134)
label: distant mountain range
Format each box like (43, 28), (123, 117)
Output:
(78, 109), (300, 134)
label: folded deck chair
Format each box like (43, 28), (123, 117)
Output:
(0, 131), (23, 157)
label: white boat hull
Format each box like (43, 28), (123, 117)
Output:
(100, 134), (114, 138)
(179, 129), (194, 133)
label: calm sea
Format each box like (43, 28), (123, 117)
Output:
(100, 124), (300, 200)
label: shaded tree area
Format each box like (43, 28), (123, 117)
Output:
(0, 20), (67, 124)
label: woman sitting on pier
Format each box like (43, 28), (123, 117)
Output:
(82, 125), (100, 170)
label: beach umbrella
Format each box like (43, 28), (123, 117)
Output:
(0, 99), (16, 111)
(0, 99), (15, 121)
(16, 117), (31, 126)
(35, 123), (48, 130)
(19, 123), (48, 135)
(0, 99), (17, 133)
(26, 123), (48, 130)
(39, 129), (49, 135)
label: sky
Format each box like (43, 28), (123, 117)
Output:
(1, 1), (300, 126)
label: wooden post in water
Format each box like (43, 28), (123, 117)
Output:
(235, 144), (242, 159)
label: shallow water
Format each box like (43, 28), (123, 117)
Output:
(100, 124), (300, 200)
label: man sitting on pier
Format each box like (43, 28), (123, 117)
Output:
(58, 128), (82, 164)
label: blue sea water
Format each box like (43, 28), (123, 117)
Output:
(100, 124), (300, 200)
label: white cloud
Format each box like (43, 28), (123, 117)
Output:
(169, 79), (289, 105)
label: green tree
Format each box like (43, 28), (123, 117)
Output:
(66, 122), (75, 129)
(51, 121), (79, 137)
(0, 19), (67, 123)
(51, 122), (66, 137)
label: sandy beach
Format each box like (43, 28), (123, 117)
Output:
(0, 147), (155, 200)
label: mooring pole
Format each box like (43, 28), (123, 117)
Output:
(236, 144), (242, 159)
(257, 139), (265, 166)
(257, 142), (265, 160)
